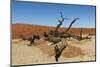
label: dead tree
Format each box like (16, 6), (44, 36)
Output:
(28, 34), (40, 46)
(69, 28), (92, 41)
(64, 18), (80, 33)
(45, 36), (62, 44)
(34, 35), (40, 40)
(43, 13), (80, 42)
(78, 28), (92, 41)
(48, 18), (80, 39)
(54, 39), (67, 62)
(20, 35), (33, 41)
(55, 11), (68, 31)
(43, 32), (48, 37)
(55, 45), (60, 62)
(20, 34), (40, 46)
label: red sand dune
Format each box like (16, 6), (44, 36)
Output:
(12, 24), (95, 38)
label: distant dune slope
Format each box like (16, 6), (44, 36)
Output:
(12, 24), (95, 38)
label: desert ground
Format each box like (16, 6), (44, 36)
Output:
(12, 24), (96, 66)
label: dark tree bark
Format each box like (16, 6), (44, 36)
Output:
(54, 44), (66, 62)
(65, 18), (80, 33)
(20, 34), (40, 46)
(55, 11), (68, 31)
(68, 28), (92, 41)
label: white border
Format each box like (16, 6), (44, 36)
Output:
(18, 0), (96, 5)
(0, 0), (10, 67)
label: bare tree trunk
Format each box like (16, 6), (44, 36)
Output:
(55, 19), (64, 31)
(54, 39), (67, 62)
